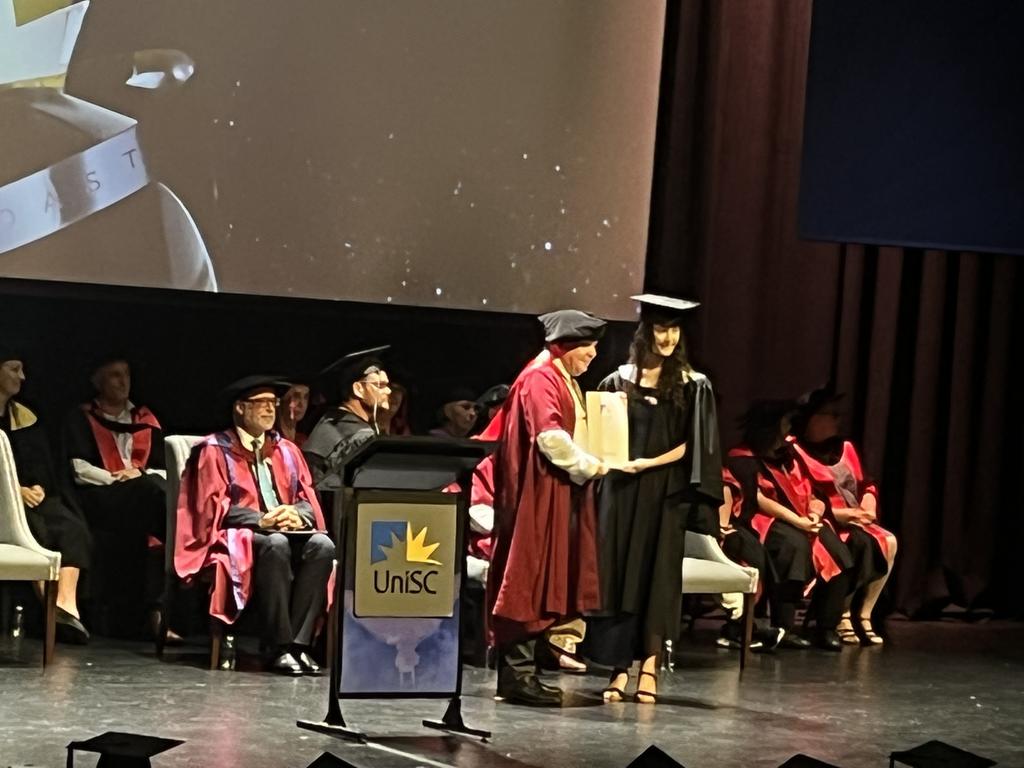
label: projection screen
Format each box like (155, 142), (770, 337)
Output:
(0, 0), (666, 320)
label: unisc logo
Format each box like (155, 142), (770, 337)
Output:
(370, 521), (443, 596)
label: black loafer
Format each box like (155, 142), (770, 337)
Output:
(779, 633), (812, 649)
(55, 607), (90, 645)
(296, 651), (323, 676)
(495, 670), (562, 706)
(814, 629), (843, 652)
(267, 652), (304, 676)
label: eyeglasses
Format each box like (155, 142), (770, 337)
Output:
(241, 397), (280, 409)
(360, 379), (391, 392)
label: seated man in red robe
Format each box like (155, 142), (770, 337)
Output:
(175, 375), (334, 675)
(64, 355), (170, 639)
(478, 309), (609, 706)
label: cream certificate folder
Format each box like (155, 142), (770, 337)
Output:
(585, 391), (629, 467)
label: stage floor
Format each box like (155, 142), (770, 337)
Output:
(2, 619), (1022, 768)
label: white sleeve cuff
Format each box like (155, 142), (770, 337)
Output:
(71, 458), (115, 486)
(536, 429), (602, 485)
(468, 504), (494, 533)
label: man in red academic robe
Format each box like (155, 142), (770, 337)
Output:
(176, 375), (334, 675)
(479, 309), (609, 706)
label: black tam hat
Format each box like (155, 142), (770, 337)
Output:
(537, 309), (606, 343)
(0, 344), (22, 365)
(631, 293), (700, 324)
(66, 731), (184, 767)
(319, 345), (390, 401)
(220, 374), (292, 411)
(476, 383), (510, 408)
(792, 384), (845, 436)
(738, 399), (798, 456)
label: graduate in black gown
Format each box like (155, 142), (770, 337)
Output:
(0, 348), (92, 643)
(586, 294), (723, 704)
(303, 346), (391, 490)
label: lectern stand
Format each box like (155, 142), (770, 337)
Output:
(297, 436), (495, 742)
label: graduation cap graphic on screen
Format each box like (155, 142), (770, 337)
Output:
(66, 731), (184, 767)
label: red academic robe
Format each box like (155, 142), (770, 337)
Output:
(81, 402), (161, 471)
(728, 443), (843, 582)
(792, 440), (893, 558)
(477, 350), (601, 642)
(175, 430), (326, 623)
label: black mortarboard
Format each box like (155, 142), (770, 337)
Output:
(305, 752), (360, 767)
(631, 293), (700, 323)
(319, 345), (390, 400)
(220, 374), (293, 409)
(625, 745), (686, 768)
(889, 741), (997, 768)
(66, 731), (184, 767)
(476, 383), (510, 408)
(88, 351), (131, 375)
(777, 755), (843, 768)
(537, 309), (606, 343)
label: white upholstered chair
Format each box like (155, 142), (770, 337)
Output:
(0, 429), (61, 667)
(157, 434), (225, 665)
(680, 531), (760, 671)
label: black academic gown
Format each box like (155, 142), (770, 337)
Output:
(303, 408), (377, 491)
(1, 401), (91, 569)
(586, 366), (723, 667)
(63, 407), (168, 622)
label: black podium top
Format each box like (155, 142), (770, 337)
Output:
(338, 436), (495, 491)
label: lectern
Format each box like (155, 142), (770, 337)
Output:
(297, 436), (495, 741)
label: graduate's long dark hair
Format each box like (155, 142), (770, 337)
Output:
(628, 315), (692, 407)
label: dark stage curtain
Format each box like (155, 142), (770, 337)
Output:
(645, 0), (1024, 616)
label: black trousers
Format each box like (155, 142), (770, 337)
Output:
(78, 474), (166, 610)
(764, 520), (854, 632)
(251, 532), (335, 651)
(25, 495), (92, 569)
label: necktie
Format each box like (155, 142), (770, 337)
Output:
(252, 439), (281, 512)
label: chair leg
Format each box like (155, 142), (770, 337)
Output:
(43, 580), (57, 669)
(155, 575), (176, 658)
(740, 592), (755, 675)
(210, 619), (223, 670)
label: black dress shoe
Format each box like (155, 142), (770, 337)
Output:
(778, 633), (812, 649)
(814, 629), (843, 652)
(55, 607), (90, 645)
(753, 627), (786, 653)
(495, 669), (562, 706)
(295, 651), (323, 676)
(267, 652), (304, 676)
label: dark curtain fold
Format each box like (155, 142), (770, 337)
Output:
(646, 0), (1024, 616)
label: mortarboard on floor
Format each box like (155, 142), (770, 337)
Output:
(778, 755), (843, 768)
(624, 744), (686, 768)
(890, 740), (997, 768)
(304, 752), (359, 768)
(66, 731), (184, 768)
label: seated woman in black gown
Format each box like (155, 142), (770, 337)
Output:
(0, 348), (92, 643)
(586, 294), (723, 704)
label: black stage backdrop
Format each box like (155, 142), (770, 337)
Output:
(3, 0), (1022, 620)
(646, 0), (1024, 618)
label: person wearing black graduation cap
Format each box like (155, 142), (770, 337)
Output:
(63, 354), (173, 640)
(303, 346), (391, 489)
(175, 375), (333, 675)
(0, 347), (92, 643)
(428, 386), (480, 439)
(476, 309), (609, 706)
(585, 294), (724, 704)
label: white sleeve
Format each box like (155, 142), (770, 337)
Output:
(536, 429), (602, 485)
(71, 458), (115, 486)
(468, 503), (494, 534)
(146, 468), (168, 480)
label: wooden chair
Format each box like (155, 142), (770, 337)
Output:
(0, 430), (60, 668)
